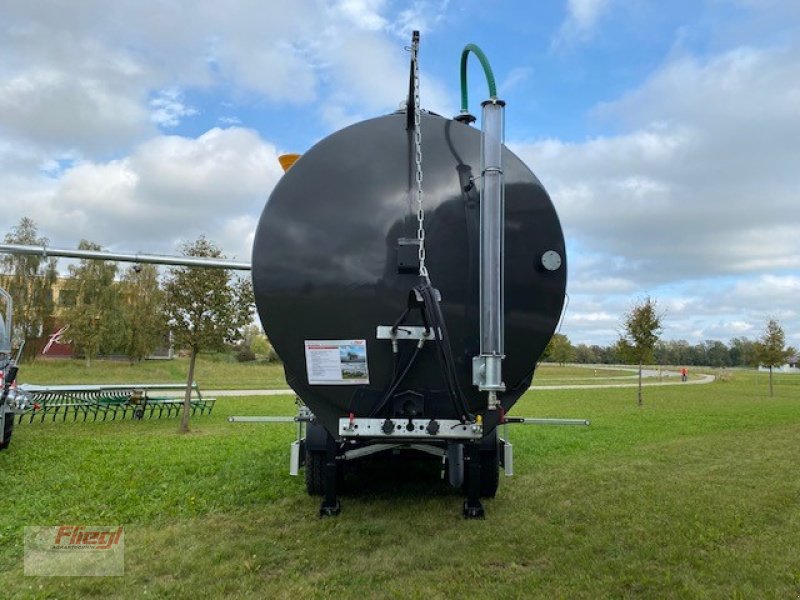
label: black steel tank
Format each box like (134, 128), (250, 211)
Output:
(252, 111), (566, 435)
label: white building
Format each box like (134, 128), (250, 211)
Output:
(758, 354), (800, 374)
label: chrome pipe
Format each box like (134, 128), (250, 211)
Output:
(0, 243), (251, 271)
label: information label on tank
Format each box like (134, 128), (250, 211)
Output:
(304, 340), (369, 385)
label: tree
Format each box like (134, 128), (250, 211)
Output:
(120, 264), (166, 362)
(705, 340), (731, 368)
(544, 333), (575, 366)
(574, 343), (598, 364)
(162, 237), (254, 432)
(0, 218), (58, 360)
(753, 319), (795, 397)
(619, 296), (663, 406)
(241, 323), (276, 359)
(729, 336), (757, 368)
(64, 240), (125, 366)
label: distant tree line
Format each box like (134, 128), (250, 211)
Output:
(543, 332), (794, 368)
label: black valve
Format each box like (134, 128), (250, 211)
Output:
(426, 419), (440, 435)
(382, 419), (394, 435)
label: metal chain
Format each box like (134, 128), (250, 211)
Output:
(411, 40), (429, 283)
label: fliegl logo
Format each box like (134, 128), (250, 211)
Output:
(25, 524), (126, 576)
(52, 525), (124, 550)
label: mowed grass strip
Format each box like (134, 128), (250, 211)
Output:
(1, 373), (798, 598)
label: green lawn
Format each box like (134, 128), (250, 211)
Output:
(1, 369), (798, 597)
(17, 357), (659, 390)
(16, 356), (288, 390)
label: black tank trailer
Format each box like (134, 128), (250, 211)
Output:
(251, 86), (567, 516)
(0, 37), (570, 517)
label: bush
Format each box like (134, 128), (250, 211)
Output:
(235, 345), (256, 363)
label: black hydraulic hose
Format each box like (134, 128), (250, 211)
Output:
(369, 344), (422, 417)
(391, 306), (411, 332)
(417, 283), (475, 421)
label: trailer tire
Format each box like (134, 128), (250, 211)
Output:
(0, 414), (13, 450)
(305, 450), (325, 496)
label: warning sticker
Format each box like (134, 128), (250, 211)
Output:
(304, 340), (369, 385)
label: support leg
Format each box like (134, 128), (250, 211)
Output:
(463, 442), (485, 519)
(319, 433), (341, 517)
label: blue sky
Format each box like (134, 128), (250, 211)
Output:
(1, 0), (798, 348)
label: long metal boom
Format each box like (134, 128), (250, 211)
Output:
(0, 243), (251, 271)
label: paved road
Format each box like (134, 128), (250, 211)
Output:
(194, 370), (715, 396)
(529, 372), (715, 390)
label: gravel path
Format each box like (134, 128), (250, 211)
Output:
(195, 370), (715, 396)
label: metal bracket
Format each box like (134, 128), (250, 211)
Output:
(472, 355), (506, 391)
(376, 326), (441, 341)
(499, 438), (513, 476)
(339, 417), (482, 440)
(341, 442), (445, 461)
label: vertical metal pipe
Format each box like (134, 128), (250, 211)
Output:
(478, 99), (506, 395)
(0, 288), (12, 354)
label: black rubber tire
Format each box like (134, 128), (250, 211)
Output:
(305, 450), (325, 496)
(0, 414), (13, 450)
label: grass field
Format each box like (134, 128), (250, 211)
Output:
(16, 356), (289, 390)
(18, 356), (652, 390)
(1, 369), (798, 598)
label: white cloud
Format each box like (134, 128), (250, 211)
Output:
(331, 0), (389, 31)
(393, 0), (451, 37)
(513, 45), (800, 285)
(149, 88), (199, 128)
(0, 69), (153, 153)
(11, 127), (283, 261)
(552, 0), (612, 48)
(0, 0), (455, 158)
(500, 67), (533, 93)
(315, 28), (454, 129)
(514, 42), (800, 346)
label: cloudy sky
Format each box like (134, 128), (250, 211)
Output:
(2, 0), (798, 348)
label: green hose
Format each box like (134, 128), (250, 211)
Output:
(460, 44), (497, 114)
